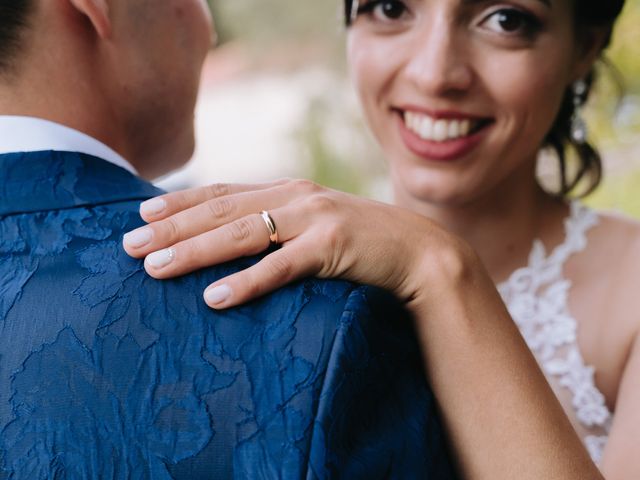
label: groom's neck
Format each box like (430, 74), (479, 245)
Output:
(0, 63), (139, 178)
(0, 61), (121, 148)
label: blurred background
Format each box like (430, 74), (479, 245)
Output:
(158, 0), (640, 217)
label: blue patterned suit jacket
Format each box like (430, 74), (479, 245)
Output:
(0, 151), (457, 479)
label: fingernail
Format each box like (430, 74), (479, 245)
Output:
(146, 248), (175, 269)
(205, 285), (233, 305)
(123, 227), (153, 248)
(140, 198), (167, 217)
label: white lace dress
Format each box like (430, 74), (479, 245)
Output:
(497, 202), (613, 465)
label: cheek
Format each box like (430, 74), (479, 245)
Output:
(192, 1), (214, 51)
(348, 35), (380, 104)
(347, 34), (402, 131)
(168, 1), (213, 61)
(479, 47), (573, 138)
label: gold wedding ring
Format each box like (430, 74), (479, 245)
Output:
(260, 211), (279, 245)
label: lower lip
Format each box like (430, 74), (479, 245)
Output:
(397, 114), (491, 163)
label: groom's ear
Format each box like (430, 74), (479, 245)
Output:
(68, 0), (112, 39)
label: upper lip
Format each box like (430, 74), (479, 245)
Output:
(395, 105), (490, 121)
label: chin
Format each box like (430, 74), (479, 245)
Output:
(410, 187), (474, 208)
(395, 167), (487, 208)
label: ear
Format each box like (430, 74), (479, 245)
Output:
(571, 26), (611, 82)
(68, 0), (111, 38)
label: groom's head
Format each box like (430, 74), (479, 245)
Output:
(0, 2), (33, 74)
(0, 0), (214, 179)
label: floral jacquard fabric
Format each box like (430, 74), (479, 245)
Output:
(0, 152), (457, 480)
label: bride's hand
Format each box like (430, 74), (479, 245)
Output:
(123, 179), (467, 309)
(123, 180), (607, 480)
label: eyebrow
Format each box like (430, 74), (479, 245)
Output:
(531, 0), (551, 6)
(462, 0), (551, 7)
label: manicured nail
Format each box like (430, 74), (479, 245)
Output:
(146, 248), (175, 269)
(205, 285), (232, 305)
(123, 227), (153, 248)
(140, 198), (167, 217)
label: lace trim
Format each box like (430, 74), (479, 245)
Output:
(498, 202), (613, 464)
(585, 435), (608, 465)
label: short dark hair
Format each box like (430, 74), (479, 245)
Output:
(343, 0), (627, 198)
(0, 1), (34, 74)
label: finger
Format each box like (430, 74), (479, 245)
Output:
(202, 240), (321, 309)
(143, 205), (305, 279)
(140, 179), (291, 222)
(124, 185), (295, 258)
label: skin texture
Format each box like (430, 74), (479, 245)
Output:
(348, 0), (575, 209)
(123, 0), (640, 478)
(0, 0), (213, 178)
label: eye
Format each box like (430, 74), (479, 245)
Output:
(357, 0), (409, 22)
(481, 8), (541, 36)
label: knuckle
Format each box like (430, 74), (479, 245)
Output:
(306, 194), (336, 213)
(291, 178), (320, 194)
(207, 197), (234, 221)
(243, 271), (262, 298)
(264, 255), (294, 282)
(206, 183), (231, 199)
(175, 240), (197, 266)
(177, 235), (212, 269)
(163, 217), (181, 242)
(276, 177), (293, 186)
(228, 218), (254, 243)
(179, 188), (199, 207)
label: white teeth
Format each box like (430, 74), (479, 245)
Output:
(448, 120), (460, 139)
(406, 112), (413, 129)
(420, 116), (433, 139)
(460, 119), (471, 137)
(403, 112), (478, 142)
(433, 120), (448, 142)
(407, 112), (418, 131)
(413, 114), (421, 132)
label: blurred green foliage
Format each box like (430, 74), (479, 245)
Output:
(587, 169), (640, 217)
(296, 99), (365, 195)
(608, 1), (640, 94)
(585, 0), (640, 216)
(294, 95), (386, 196)
(210, 0), (345, 65)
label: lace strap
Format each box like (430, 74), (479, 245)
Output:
(498, 202), (612, 465)
(545, 202), (599, 268)
(501, 202), (599, 297)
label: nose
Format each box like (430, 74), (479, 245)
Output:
(403, 14), (473, 97)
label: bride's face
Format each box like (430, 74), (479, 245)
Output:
(347, 0), (599, 207)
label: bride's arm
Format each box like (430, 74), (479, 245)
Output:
(600, 332), (640, 478)
(408, 244), (600, 478)
(123, 180), (603, 479)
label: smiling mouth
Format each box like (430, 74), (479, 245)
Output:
(401, 110), (492, 143)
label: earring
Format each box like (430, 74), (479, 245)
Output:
(350, 0), (360, 23)
(570, 79), (588, 144)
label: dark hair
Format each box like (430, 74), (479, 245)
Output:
(546, 1), (626, 197)
(344, 0), (627, 198)
(0, 1), (34, 74)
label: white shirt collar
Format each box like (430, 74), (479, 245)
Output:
(0, 116), (138, 175)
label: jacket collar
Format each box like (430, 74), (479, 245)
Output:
(0, 150), (163, 216)
(0, 116), (138, 176)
